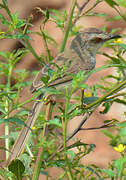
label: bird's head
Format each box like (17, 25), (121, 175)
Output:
(71, 27), (121, 55)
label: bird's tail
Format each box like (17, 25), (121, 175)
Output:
(5, 95), (44, 167)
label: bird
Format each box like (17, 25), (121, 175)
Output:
(5, 27), (121, 166)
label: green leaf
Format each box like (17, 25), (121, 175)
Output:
(0, 106), (6, 114)
(113, 43), (126, 49)
(40, 75), (50, 86)
(83, 96), (99, 105)
(67, 141), (96, 153)
(102, 129), (115, 138)
(0, 4), (5, 8)
(0, 117), (31, 129)
(53, 160), (66, 167)
(114, 98), (126, 105)
(39, 87), (62, 96)
(16, 20), (26, 28)
(87, 144), (96, 154)
(94, 13), (109, 17)
(0, 51), (8, 59)
(43, 8), (50, 24)
(0, 13), (10, 26)
(40, 170), (49, 176)
(17, 110), (29, 116)
(12, 11), (18, 22)
(102, 169), (116, 177)
(114, 157), (126, 178)
(3, 0), (8, 5)
(49, 117), (62, 128)
(19, 153), (32, 176)
(65, 150), (76, 160)
(117, 121), (126, 128)
(116, 0), (126, 7)
(8, 159), (25, 179)
(120, 128), (126, 136)
(0, 146), (11, 152)
(86, 166), (101, 179)
(48, 68), (54, 77)
(100, 102), (111, 114)
(0, 167), (12, 180)
(5, 33), (32, 40)
(43, 31), (58, 45)
(72, 71), (89, 90)
(104, 0), (118, 7)
(107, 16), (123, 21)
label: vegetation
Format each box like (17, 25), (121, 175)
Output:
(0, 0), (126, 179)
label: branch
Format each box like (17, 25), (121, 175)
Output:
(47, 112), (92, 161)
(60, 0), (77, 53)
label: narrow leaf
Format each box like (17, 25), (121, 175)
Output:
(104, 0), (118, 7)
(114, 157), (126, 178)
(0, 117), (31, 130)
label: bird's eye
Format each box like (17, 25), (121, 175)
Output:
(91, 37), (103, 43)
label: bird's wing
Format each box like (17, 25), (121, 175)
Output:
(31, 51), (78, 92)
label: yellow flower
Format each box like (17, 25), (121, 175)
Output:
(114, 38), (123, 43)
(84, 91), (92, 97)
(32, 126), (36, 130)
(114, 144), (126, 153)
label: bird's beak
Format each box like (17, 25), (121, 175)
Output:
(106, 34), (121, 41)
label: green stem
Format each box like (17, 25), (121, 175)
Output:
(64, 89), (74, 180)
(85, 79), (126, 110)
(64, 90), (70, 150)
(60, 0), (77, 53)
(81, 89), (84, 108)
(32, 102), (53, 180)
(7, 65), (12, 89)
(32, 146), (45, 180)
(5, 99), (9, 159)
(40, 27), (52, 62)
(5, 63), (13, 159)
(17, 93), (41, 108)
(15, 87), (22, 105)
(24, 39), (42, 64)
(4, 90), (42, 118)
